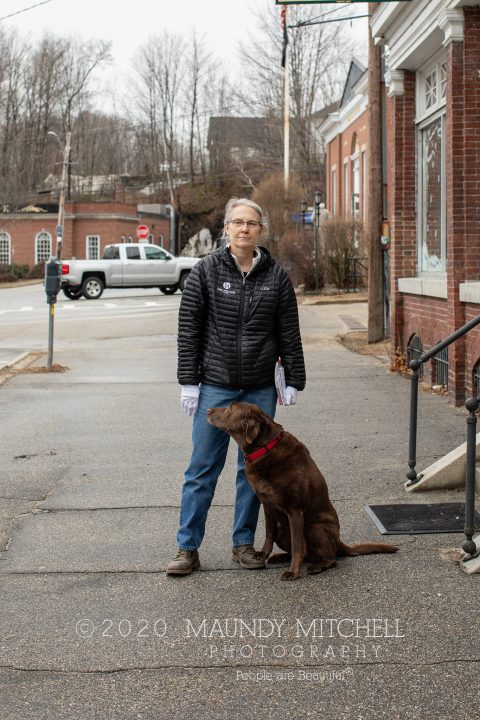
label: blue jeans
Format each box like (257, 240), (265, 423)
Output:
(176, 384), (277, 550)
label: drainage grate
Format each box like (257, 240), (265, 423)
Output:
(339, 315), (366, 331)
(364, 503), (479, 535)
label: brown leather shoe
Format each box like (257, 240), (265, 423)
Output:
(166, 549), (200, 576)
(232, 544), (266, 569)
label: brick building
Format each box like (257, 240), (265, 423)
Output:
(0, 202), (171, 268)
(319, 59), (370, 223)
(372, 1), (480, 404)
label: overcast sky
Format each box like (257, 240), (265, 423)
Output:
(1, 0), (368, 100)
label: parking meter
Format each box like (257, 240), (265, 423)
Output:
(44, 257), (61, 304)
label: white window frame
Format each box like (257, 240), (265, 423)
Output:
(86, 235), (100, 260)
(416, 52), (447, 275)
(351, 151), (360, 220)
(343, 161), (349, 216)
(35, 230), (52, 264)
(0, 231), (11, 265)
(331, 167), (337, 216)
(361, 149), (367, 221)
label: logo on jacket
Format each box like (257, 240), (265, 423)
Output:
(217, 280), (236, 295)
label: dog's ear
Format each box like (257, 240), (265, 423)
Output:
(244, 415), (261, 445)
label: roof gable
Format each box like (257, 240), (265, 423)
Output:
(340, 58), (367, 109)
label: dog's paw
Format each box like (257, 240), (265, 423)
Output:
(281, 570), (301, 581)
(307, 561), (336, 574)
(254, 551), (268, 561)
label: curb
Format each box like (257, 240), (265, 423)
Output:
(0, 279), (43, 289)
(0, 352), (30, 372)
(0, 352), (45, 384)
(299, 294), (368, 306)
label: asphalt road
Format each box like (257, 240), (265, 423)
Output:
(0, 283), (182, 351)
(1, 282), (478, 720)
(0, 282), (368, 350)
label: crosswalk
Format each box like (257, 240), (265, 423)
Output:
(0, 298), (181, 318)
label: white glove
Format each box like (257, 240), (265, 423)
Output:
(284, 386), (298, 406)
(181, 385), (200, 416)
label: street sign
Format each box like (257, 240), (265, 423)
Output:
(292, 211), (314, 225)
(276, 1), (409, 4)
(136, 224), (150, 240)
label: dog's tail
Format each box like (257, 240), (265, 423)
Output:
(337, 541), (398, 557)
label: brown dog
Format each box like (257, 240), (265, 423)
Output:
(208, 402), (398, 581)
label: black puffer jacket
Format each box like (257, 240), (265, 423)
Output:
(177, 244), (305, 391)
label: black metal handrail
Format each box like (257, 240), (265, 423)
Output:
(463, 397), (479, 558)
(405, 313), (480, 559)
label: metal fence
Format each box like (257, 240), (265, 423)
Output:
(433, 347), (449, 387)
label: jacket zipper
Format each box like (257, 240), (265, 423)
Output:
(229, 252), (262, 387)
(237, 274), (246, 386)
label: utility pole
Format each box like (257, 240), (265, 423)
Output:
(282, 5), (290, 200)
(313, 190), (321, 292)
(56, 131), (72, 260)
(367, 2), (384, 342)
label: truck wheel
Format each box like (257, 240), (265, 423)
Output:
(82, 277), (104, 300)
(179, 271), (190, 292)
(62, 286), (83, 300)
(159, 285), (179, 295)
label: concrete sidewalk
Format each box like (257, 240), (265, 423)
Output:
(0, 348), (32, 371)
(0, 319), (479, 719)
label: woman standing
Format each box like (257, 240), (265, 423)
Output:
(167, 197), (305, 575)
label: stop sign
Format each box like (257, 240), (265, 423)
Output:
(136, 224), (150, 240)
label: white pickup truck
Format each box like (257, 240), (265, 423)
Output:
(60, 243), (200, 300)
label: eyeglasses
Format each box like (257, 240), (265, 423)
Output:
(229, 219), (262, 229)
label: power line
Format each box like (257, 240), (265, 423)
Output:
(290, 14), (370, 30)
(0, 0), (53, 23)
(294, 4), (355, 27)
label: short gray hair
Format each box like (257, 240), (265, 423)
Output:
(224, 197), (269, 241)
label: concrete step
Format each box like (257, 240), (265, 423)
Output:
(405, 432), (480, 493)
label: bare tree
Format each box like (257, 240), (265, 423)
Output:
(22, 35), (66, 191)
(239, 1), (352, 192)
(0, 30), (111, 205)
(129, 32), (187, 206)
(0, 29), (26, 202)
(185, 32), (217, 183)
(57, 37), (112, 134)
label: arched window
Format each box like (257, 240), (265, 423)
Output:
(416, 55), (447, 273)
(473, 359), (480, 397)
(35, 231), (52, 264)
(0, 231), (11, 265)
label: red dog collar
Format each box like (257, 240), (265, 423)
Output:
(244, 433), (283, 463)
